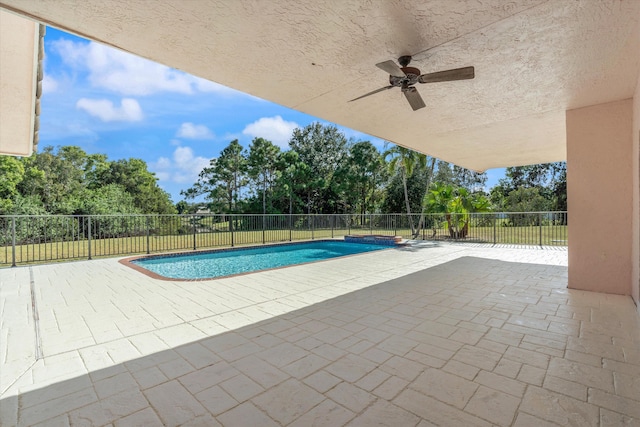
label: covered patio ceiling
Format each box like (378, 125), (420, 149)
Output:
(1, 0), (639, 171)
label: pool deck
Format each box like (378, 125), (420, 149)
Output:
(1, 242), (639, 426)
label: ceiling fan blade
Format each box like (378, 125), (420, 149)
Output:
(376, 60), (406, 78)
(418, 66), (475, 84)
(349, 85), (395, 102)
(403, 87), (426, 111)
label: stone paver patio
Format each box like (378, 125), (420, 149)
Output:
(1, 242), (639, 426)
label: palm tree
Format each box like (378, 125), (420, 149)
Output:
(383, 144), (424, 235)
(425, 183), (491, 239)
(413, 156), (437, 238)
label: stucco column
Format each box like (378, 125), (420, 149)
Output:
(633, 77), (640, 312)
(0, 10), (40, 156)
(566, 99), (634, 295)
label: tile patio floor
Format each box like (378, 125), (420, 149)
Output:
(1, 242), (639, 426)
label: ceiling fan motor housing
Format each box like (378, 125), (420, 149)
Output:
(389, 66), (421, 86)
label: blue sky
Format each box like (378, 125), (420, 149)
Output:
(40, 27), (505, 203)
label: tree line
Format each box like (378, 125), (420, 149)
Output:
(0, 122), (566, 218)
(181, 122), (566, 217)
(0, 146), (175, 216)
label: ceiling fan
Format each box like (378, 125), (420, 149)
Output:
(349, 55), (475, 111)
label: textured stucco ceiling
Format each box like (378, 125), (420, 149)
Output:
(1, 0), (639, 170)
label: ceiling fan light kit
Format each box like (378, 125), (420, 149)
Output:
(350, 56), (475, 111)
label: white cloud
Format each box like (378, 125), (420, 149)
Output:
(242, 115), (299, 148)
(76, 98), (143, 122)
(176, 122), (214, 139)
(155, 171), (171, 181)
(51, 38), (236, 96)
(50, 39), (86, 67)
(42, 74), (58, 94)
(151, 146), (210, 184)
(174, 146), (210, 172)
(154, 157), (172, 169)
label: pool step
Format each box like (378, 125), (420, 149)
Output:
(344, 234), (403, 246)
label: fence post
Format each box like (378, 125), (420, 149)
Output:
(394, 214), (397, 236)
(43, 218), (47, 261)
(230, 215), (235, 247)
(493, 215), (497, 245)
(191, 215), (196, 250)
(370, 214), (373, 235)
(87, 216), (92, 260)
(348, 215), (351, 235)
(11, 216), (16, 267)
(539, 212), (543, 247)
(262, 215), (266, 244)
(311, 215), (314, 240)
(331, 215), (334, 238)
(146, 216), (150, 254)
(289, 214), (292, 241)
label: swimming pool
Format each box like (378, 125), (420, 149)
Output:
(127, 240), (391, 280)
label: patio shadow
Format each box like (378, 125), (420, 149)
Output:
(2, 257), (638, 426)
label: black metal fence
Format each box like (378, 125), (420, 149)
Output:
(0, 212), (567, 267)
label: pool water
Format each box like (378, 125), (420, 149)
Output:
(132, 240), (390, 280)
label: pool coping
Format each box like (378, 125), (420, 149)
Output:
(118, 239), (401, 282)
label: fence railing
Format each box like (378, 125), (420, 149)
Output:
(0, 212), (567, 267)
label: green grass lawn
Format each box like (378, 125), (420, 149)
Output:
(1, 228), (358, 266)
(1, 225), (567, 267)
